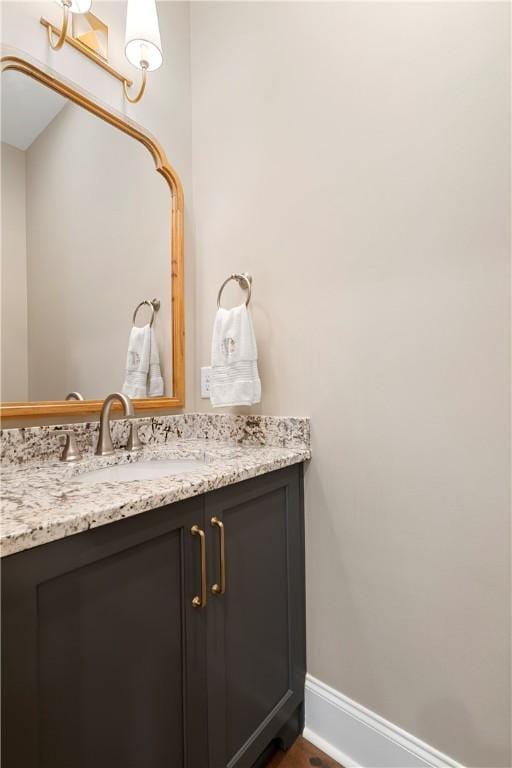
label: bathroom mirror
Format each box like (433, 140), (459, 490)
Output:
(0, 54), (184, 418)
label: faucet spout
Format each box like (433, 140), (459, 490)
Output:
(96, 392), (134, 456)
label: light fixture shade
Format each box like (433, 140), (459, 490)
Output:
(57, 0), (93, 13)
(125, 0), (163, 72)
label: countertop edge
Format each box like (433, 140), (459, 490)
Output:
(1, 448), (310, 558)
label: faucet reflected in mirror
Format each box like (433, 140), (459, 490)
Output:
(65, 392), (84, 401)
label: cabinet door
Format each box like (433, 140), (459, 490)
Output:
(206, 466), (306, 768)
(2, 497), (208, 768)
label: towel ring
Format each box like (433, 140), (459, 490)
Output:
(133, 298), (161, 327)
(217, 273), (252, 309)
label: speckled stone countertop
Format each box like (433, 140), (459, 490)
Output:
(1, 415), (310, 557)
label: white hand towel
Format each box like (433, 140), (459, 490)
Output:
(210, 303), (261, 407)
(122, 325), (164, 399)
(122, 325), (150, 399)
(148, 327), (164, 397)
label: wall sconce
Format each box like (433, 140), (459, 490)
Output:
(124, 0), (163, 103)
(41, 0), (162, 104)
(47, 0), (92, 51)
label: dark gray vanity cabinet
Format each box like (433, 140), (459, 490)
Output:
(206, 467), (306, 768)
(1, 465), (305, 768)
(1, 495), (209, 768)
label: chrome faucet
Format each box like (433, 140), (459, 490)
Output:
(96, 392), (136, 456)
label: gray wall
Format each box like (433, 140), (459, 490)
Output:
(189, 3), (511, 765)
(1, 142), (28, 400)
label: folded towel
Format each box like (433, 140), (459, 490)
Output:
(210, 303), (261, 407)
(148, 327), (164, 397)
(122, 324), (163, 399)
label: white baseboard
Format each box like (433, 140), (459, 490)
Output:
(304, 674), (465, 768)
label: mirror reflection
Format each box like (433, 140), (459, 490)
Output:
(1, 70), (172, 403)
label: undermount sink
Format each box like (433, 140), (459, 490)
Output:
(76, 458), (207, 485)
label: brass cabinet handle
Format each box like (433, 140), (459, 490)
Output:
(210, 517), (226, 595)
(191, 525), (207, 608)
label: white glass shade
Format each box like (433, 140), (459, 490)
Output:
(124, 0), (163, 72)
(57, 0), (92, 13)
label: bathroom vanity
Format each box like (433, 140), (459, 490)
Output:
(1, 415), (310, 768)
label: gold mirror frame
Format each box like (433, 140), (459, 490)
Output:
(0, 54), (185, 419)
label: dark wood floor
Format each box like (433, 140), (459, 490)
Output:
(266, 737), (343, 767)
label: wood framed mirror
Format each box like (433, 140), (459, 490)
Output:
(0, 53), (184, 420)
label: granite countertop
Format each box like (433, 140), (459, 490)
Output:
(1, 436), (310, 558)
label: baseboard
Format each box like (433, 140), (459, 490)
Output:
(303, 726), (359, 767)
(304, 674), (465, 768)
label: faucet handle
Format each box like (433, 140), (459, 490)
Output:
(58, 430), (81, 462)
(126, 419), (142, 452)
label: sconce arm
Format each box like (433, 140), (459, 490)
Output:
(47, 0), (72, 51)
(123, 62), (148, 104)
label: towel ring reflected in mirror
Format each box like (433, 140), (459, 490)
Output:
(217, 273), (252, 309)
(132, 298), (161, 328)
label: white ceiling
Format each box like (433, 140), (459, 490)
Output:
(1, 70), (68, 151)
